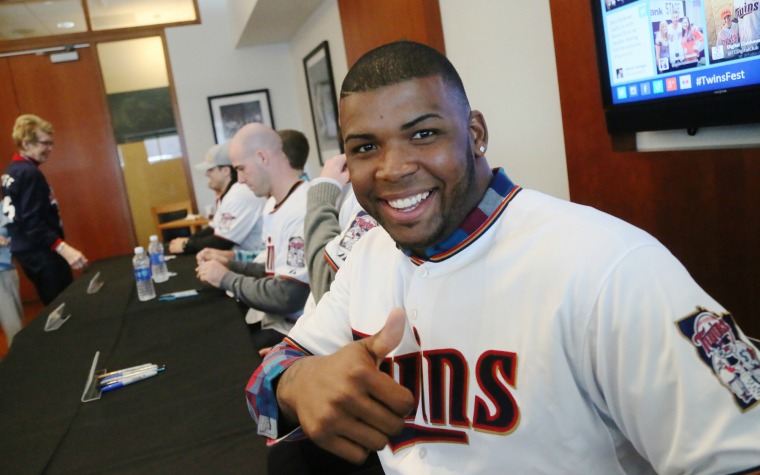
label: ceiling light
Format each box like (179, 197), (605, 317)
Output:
(57, 21), (76, 29)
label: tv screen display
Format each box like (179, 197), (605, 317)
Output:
(592, 0), (760, 133)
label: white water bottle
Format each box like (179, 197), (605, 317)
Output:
(148, 235), (169, 283)
(133, 246), (156, 301)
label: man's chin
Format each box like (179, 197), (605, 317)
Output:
(387, 227), (443, 255)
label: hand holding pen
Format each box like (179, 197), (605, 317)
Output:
(98, 363), (165, 393)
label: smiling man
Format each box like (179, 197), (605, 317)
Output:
(246, 41), (760, 474)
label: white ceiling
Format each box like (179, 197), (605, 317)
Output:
(0, 0), (197, 40)
(234, 0), (324, 47)
(0, 0), (321, 52)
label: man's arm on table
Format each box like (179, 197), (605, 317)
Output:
(220, 269), (310, 314)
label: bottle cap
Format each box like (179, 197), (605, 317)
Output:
(134, 246), (144, 254)
(149, 235), (158, 242)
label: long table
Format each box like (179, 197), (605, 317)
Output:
(0, 254), (268, 474)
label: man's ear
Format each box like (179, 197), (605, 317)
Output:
(256, 149), (269, 165)
(469, 110), (488, 158)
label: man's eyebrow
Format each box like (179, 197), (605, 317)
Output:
(344, 133), (376, 143)
(343, 114), (443, 143)
(401, 113), (442, 130)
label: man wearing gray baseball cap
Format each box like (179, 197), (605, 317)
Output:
(168, 143), (266, 255)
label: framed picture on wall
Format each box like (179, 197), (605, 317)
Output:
(303, 41), (343, 165)
(207, 89), (274, 144)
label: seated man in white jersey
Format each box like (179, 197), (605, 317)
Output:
(246, 41), (760, 474)
(168, 143), (266, 255)
(196, 129), (311, 265)
(195, 124), (310, 351)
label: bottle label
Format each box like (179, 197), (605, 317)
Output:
(134, 267), (151, 281)
(150, 253), (164, 265)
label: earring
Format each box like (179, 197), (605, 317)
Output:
(479, 145), (486, 153)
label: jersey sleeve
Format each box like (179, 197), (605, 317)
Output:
(219, 270), (310, 315)
(584, 244), (760, 473)
(212, 184), (265, 246)
(245, 340), (309, 442)
(271, 207), (309, 285)
(286, 240), (359, 356)
(184, 227), (234, 254)
(245, 250), (359, 442)
(304, 181), (342, 303)
(6, 168), (62, 249)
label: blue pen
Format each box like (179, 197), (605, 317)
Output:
(100, 365), (165, 386)
(100, 366), (165, 393)
(99, 364), (157, 384)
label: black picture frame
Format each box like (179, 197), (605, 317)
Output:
(303, 41), (342, 165)
(207, 89), (274, 144)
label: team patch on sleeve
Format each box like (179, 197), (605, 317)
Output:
(326, 211), (379, 265)
(677, 308), (760, 411)
(216, 212), (236, 232)
(286, 236), (305, 267)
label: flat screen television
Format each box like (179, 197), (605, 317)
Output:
(591, 0), (760, 134)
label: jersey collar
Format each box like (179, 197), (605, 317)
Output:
(402, 168), (521, 265)
(13, 152), (40, 167)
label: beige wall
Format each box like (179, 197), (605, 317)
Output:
(97, 36), (169, 93)
(120, 142), (192, 247)
(98, 36), (194, 247)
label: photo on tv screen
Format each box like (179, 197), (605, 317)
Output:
(598, 0), (760, 105)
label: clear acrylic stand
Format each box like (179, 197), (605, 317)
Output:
(81, 351), (104, 403)
(44, 303), (71, 332)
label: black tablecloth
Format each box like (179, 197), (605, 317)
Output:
(0, 254), (268, 474)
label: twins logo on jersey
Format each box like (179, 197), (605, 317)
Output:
(336, 212), (379, 261)
(677, 308), (760, 410)
(286, 236), (305, 268)
(367, 336), (520, 451)
(216, 212), (236, 232)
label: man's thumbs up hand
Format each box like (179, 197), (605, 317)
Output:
(276, 308), (415, 464)
(363, 307), (408, 367)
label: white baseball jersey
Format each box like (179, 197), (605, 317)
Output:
(289, 189), (760, 474)
(323, 186), (378, 271)
(736, 0), (760, 53)
(247, 181), (310, 333)
(303, 184), (378, 313)
(210, 182), (266, 252)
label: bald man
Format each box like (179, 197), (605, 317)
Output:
(196, 123), (310, 350)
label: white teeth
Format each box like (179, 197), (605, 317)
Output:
(388, 191), (430, 210)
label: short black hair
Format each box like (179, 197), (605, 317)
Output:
(340, 40), (470, 111)
(224, 165), (238, 183)
(278, 129), (309, 170)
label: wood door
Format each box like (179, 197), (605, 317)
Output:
(0, 47), (135, 301)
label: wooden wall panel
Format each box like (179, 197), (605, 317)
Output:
(549, 0), (759, 337)
(0, 59), (20, 159)
(2, 47), (135, 292)
(0, 58), (34, 302)
(338, 0), (445, 67)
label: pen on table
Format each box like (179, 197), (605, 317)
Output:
(97, 363), (155, 380)
(99, 366), (166, 393)
(99, 365), (164, 386)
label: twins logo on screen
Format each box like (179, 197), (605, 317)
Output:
(677, 308), (760, 410)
